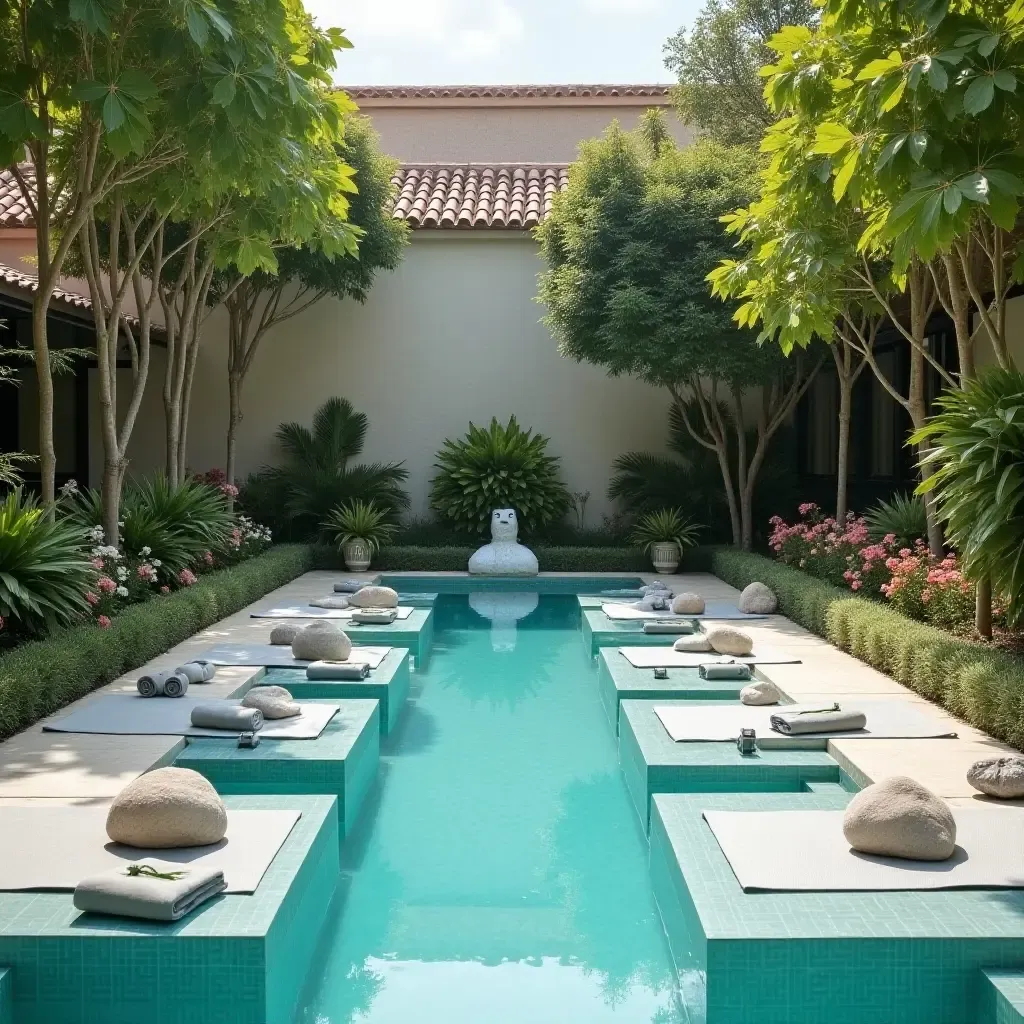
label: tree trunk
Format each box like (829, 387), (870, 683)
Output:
(101, 455), (122, 548)
(30, 296), (56, 505)
(836, 375), (852, 525)
(164, 401), (180, 486)
(975, 576), (993, 639)
(226, 369), (242, 493)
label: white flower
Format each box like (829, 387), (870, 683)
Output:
(116, 566), (128, 581)
(140, 546), (152, 557)
(115, 586), (129, 598)
(151, 559), (162, 568)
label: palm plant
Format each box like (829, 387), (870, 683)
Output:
(0, 452), (35, 488)
(325, 500), (396, 555)
(429, 415), (570, 536)
(915, 369), (1024, 624)
(864, 493), (928, 547)
(0, 489), (92, 634)
(267, 397), (409, 538)
(630, 507), (701, 552)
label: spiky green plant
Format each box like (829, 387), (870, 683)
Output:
(325, 500), (396, 555)
(0, 489), (92, 634)
(629, 507), (701, 553)
(914, 369), (1024, 624)
(429, 416), (571, 536)
(864, 493), (928, 548)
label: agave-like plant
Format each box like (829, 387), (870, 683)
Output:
(429, 415), (571, 536)
(914, 369), (1024, 623)
(325, 499), (396, 555)
(864, 493), (928, 547)
(0, 489), (92, 634)
(629, 507), (701, 553)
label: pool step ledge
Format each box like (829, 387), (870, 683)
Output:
(981, 969), (1024, 1024)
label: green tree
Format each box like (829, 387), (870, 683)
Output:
(217, 114), (408, 488)
(664, 0), (818, 146)
(537, 112), (820, 549)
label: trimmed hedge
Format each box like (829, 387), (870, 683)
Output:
(0, 544), (313, 740)
(712, 548), (1024, 750)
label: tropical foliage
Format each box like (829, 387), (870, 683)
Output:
(864, 493), (929, 549)
(325, 500), (396, 556)
(630, 507), (701, 553)
(430, 416), (570, 536)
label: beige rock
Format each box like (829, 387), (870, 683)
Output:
(673, 634), (713, 653)
(740, 680), (781, 706)
(269, 623), (301, 646)
(707, 627), (753, 657)
(672, 593), (706, 615)
(738, 581), (778, 614)
(106, 767), (227, 849)
(242, 685), (301, 719)
(967, 756), (1024, 799)
(842, 776), (956, 861)
(348, 586), (399, 609)
(292, 621), (352, 662)
(309, 595), (350, 610)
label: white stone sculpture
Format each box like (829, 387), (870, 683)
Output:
(468, 509), (539, 576)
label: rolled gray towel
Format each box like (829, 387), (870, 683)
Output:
(190, 703), (263, 732)
(195, 660), (216, 682)
(643, 619), (699, 635)
(351, 609), (397, 625)
(137, 672), (168, 698)
(334, 580), (369, 593)
(161, 673), (189, 698)
(698, 662), (752, 681)
(771, 706), (866, 735)
(74, 864), (226, 922)
(307, 660), (370, 681)
(175, 662), (210, 685)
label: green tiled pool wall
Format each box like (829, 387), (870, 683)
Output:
(581, 608), (682, 655)
(0, 796), (339, 1024)
(0, 968), (11, 1024)
(381, 574), (644, 594)
(261, 649), (411, 735)
(339, 608), (434, 667)
(982, 970), (1024, 1024)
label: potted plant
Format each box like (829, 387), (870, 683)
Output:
(631, 507), (699, 574)
(325, 500), (396, 572)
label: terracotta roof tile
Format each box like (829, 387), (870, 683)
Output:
(392, 164), (569, 230)
(0, 166), (36, 228)
(344, 84), (671, 100)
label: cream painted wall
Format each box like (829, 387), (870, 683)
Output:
(134, 233), (674, 524)
(361, 104), (693, 163)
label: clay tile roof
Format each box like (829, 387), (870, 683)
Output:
(392, 164), (570, 230)
(343, 84), (671, 100)
(0, 166), (35, 228)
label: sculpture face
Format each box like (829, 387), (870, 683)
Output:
(490, 508), (519, 543)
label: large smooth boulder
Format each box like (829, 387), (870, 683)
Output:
(707, 627), (754, 657)
(843, 776), (956, 861)
(292, 621), (352, 662)
(738, 582), (778, 614)
(348, 586), (399, 609)
(672, 593), (705, 615)
(106, 767), (227, 849)
(740, 680), (781, 706)
(967, 756), (1024, 799)
(674, 634), (712, 653)
(309, 595), (350, 610)
(242, 685), (301, 719)
(269, 623), (301, 646)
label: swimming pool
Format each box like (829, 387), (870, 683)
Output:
(297, 592), (686, 1023)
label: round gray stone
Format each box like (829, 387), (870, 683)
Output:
(843, 776), (956, 861)
(242, 685), (301, 719)
(673, 634), (713, 653)
(707, 627), (753, 657)
(740, 680), (781, 706)
(672, 593), (705, 615)
(291, 622), (352, 662)
(967, 756), (1024, 799)
(738, 582), (778, 614)
(270, 623), (301, 646)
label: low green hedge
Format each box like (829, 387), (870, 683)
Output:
(712, 548), (1024, 750)
(0, 544), (313, 741)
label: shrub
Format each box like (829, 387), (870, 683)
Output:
(630, 507), (700, 553)
(325, 500), (396, 555)
(429, 416), (570, 536)
(0, 489), (93, 636)
(864, 493), (928, 549)
(0, 545), (312, 739)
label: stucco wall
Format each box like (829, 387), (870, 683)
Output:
(360, 104), (693, 163)
(129, 232), (673, 524)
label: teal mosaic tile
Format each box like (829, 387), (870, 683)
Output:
(380, 574), (644, 594)
(0, 795), (339, 1024)
(597, 649), (746, 732)
(397, 591), (438, 608)
(176, 700), (379, 836)
(258, 649), (411, 735)
(618, 700), (843, 831)
(0, 967), (11, 1024)
(650, 791), (1024, 1024)
(337, 607), (434, 667)
(581, 608), (676, 656)
(982, 970), (1024, 1024)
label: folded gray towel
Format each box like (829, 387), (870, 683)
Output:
(334, 580), (368, 593)
(74, 863), (226, 921)
(137, 671), (189, 698)
(770, 706), (866, 735)
(307, 660), (370, 681)
(351, 609), (397, 625)
(698, 663), (752, 681)
(643, 619), (699, 635)
(175, 662), (213, 684)
(190, 703), (263, 732)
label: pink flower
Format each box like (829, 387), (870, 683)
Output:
(0, 615), (4, 632)
(220, 483), (239, 499)
(85, 591), (99, 606)
(178, 569), (197, 587)
(91, 558), (104, 570)
(798, 502), (818, 516)
(96, 576), (116, 594)
(851, 581), (861, 590)
(137, 564), (156, 582)
(97, 615), (112, 629)
(203, 551), (214, 566)
(160, 585), (170, 594)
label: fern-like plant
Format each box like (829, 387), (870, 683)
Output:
(864, 493), (928, 547)
(325, 499), (396, 555)
(630, 507), (701, 553)
(429, 416), (570, 536)
(0, 489), (92, 634)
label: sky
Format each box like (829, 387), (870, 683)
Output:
(303, 1), (706, 86)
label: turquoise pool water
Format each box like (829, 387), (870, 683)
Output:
(298, 594), (685, 1023)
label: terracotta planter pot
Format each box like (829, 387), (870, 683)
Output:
(650, 541), (680, 575)
(343, 539), (372, 572)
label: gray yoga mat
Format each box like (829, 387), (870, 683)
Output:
(620, 646), (800, 668)
(0, 806), (299, 893)
(250, 605), (413, 620)
(601, 600), (768, 622)
(43, 696), (339, 739)
(200, 644), (390, 670)
(704, 807), (1024, 891)
(653, 701), (958, 743)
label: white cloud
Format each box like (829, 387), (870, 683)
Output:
(581, 0), (663, 10)
(307, 0), (525, 61)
